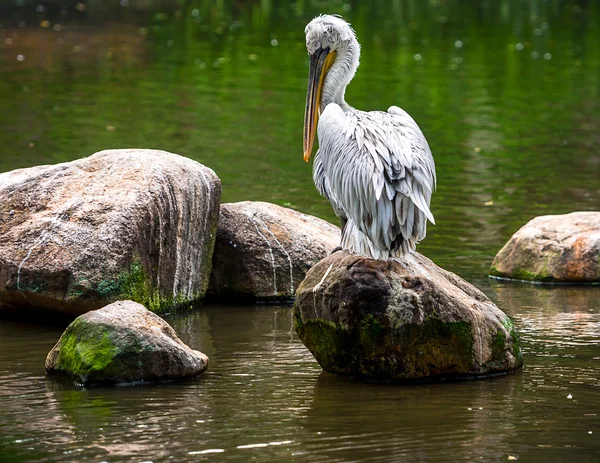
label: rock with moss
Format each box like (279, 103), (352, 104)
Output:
(207, 201), (340, 302)
(46, 300), (208, 385)
(0, 149), (221, 318)
(294, 250), (523, 381)
(490, 212), (600, 283)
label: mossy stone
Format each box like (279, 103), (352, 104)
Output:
(46, 301), (209, 385)
(490, 212), (600, 283)
(0, 149), (221, 320)
(295, 250), (523, 381)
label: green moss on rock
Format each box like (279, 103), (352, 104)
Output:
(511, 267), (554, 282)
(53, 319), (119, 384)
(488, 266), (503, 278)
(96, 279), (120, 298)
(490, 331), (507, 361)
(295, 310), (477, 381)
(359, 314), (385, 346)
(483, 317), (523, 371)
(298, 318), (345, 369)
(510, 328), (523, 365)
(17, 276), (48, 294)
(489, 265), (554, 282)
(501, 318), (523, 365)
(96, 262), (197, 314)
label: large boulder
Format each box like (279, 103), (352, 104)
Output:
(46, 300), (208, 385)
(294, 250), (523, 381)
(207, 201), (340, 302)
(0, 149), (221, 317)
(490, 211), (600, 283)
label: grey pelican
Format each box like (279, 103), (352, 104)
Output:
(303, 15), (436, 260)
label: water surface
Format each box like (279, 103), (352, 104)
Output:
(1, 295), (599, 462)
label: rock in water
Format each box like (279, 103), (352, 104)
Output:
(490, 211), (600, 283)
(0, 149), (220, 317)
(294, 251), (523, 381)
(207, 201), (340, 302)
(46, 300), (208, 385)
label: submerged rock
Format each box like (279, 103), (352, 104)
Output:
(45, 300), (208, 385)
(490, 211), (600, 283)
(207, 201), (340, 302)
(294, 250), (523, 381)
(0, 149), (220, 317)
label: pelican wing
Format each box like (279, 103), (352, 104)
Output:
(317, 103), (436, 259)
(313, 148), (347, 222)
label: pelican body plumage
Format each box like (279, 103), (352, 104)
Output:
(303, 15), (436, 260)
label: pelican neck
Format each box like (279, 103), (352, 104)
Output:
(319, 40), (360, 114)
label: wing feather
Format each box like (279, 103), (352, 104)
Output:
(316, 103), (435, 259)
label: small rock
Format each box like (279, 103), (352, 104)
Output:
(0, 149), (221, 318)
(45, 300), (208, 385)
(294, 250), (523, 381)
(207, 201), (340, 302)
(490, 212), (600, 282)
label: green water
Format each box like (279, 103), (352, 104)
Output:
(1, 0), (599, 461)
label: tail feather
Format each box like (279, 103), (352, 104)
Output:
(340, 218), (419, 260)
(340, 205), (429, 260)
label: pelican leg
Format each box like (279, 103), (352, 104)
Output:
(340, 216), (347, 234)
(330, 216), (347, 254)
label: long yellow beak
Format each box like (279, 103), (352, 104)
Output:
(303, 47), (336, 162)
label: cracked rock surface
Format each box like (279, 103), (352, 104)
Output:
(294, 250), (523, 381)
(491, 211), (600, 283)
(46, 300), (209, 385)
(0, 149), (221, 318)
(207, 201), (340, 302)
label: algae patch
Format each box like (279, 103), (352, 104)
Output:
(96, 262), (195, 313)
(490, 331), (506, 361)
(295, 309), (478, 380)
(489, 265), (554, 282)
(510, 328), (523, 365)
(53, 319), (118, 384)
(485, 317), (523, 371)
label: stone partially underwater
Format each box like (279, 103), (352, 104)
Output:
(0, 149), (220, 317)
(207, 201), (340, 302)
(490, 211), (600, 283)
(46, 300), (208, 385)
(294, 250), (523, 381)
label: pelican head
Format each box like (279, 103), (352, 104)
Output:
(303, 15), (360, 162)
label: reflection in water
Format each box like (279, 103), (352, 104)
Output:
(1, 302), (599, 462)
(490, 281), (600, 462)
(1, 0), (600, 462)
(301, 372), (522, 462)
(492, 281), (600, 342)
